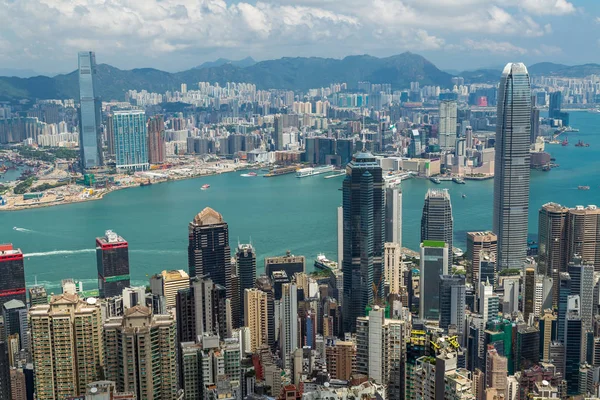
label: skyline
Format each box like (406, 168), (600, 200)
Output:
(0, 0), (597, 75)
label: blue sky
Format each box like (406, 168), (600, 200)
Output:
(0, 0), (597, 75)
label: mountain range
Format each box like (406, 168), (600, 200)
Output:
(0, 53), (598, 102)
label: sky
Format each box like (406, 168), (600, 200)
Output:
(0, 0), (597, 75)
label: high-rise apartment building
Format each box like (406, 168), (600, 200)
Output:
(493, 63), (531, 270)
(113, 110), (149, 170)
(105, 114), (115, 157)
(256, 275), (276, 351)
(244, 288), (269, 353)
(419, 241), (449, 321)
(342, 149), (385, 332)
(384, 242), (402, 294)
(147, 114), (165, 164)
(237, 243), (256, 324)
(486, 348), (508, 397)
(28, 285), (47, 307)
(78, 51), (103, 169)
(466, 231), (497, 288)
(0, 244), (25, 310)
(279, 283), (298, 369)
(149, 269), (189, 308)
(385, 185), (402, 247)
(96, 230), (130, 298)
(421, 189), (453, 267)
(104, 306), (178, 400)
(29, 294), (104, 400)
(325, 340), (355, 380)
(439, 100), (457, 150)
(188, 207), (233, 300)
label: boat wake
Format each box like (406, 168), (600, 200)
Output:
(13, 227), (34, 233)
(25, 249), (95, 257)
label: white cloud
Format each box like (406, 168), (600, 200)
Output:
(533, 44), (562, 56)
(463, 39), (528, 55)
(515, 0), (576, 16)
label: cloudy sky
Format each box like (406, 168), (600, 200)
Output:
(0, 0), (596, 75)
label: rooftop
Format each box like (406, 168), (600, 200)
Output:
(422, 240), (446, 248)
(192, 207), (224, 226)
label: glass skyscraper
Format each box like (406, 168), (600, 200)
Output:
(493, 63), (531, 270)
(421, 189), (453, 267)
(78, 51), (103, 169)
(113, 110), (149, 170)
(342, 149), (385, 332)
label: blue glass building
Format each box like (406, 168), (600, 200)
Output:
(113, 110), (149, 170)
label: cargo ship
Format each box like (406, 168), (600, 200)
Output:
(264, 166), (297, 177)
(296, 165), (335, 178)
(575, 140), (590, 147)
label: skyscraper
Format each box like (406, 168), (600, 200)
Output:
(568, 255), (594, 332)
(342, 149), (385, 332)
(236, 243), (256, 323)
(421, 189), (453, 267)
(538, 202), (569, 307)
(564, 295), (582, 395)
(466, 231), (497, 288)
(0, 244), (25, 310)
(279, 282), (298, 368)
(493, 63), (531, 270)
(384, 242), (402, 294)
(147, 114), (165, 164)
(274, 115), (283, 151)
(523, 267), (536, 321)
(256, 275), (276, 351)
(188, 207), (232, 291)
(96, 230), (130, 299)
(104, 306), (178, 399)
(549, 91), (562, 120)
(244, 288), (269, 353)
(113, 110), (149, 170)
(438, 100), (457, 150)
(29, 293), (104, 400)
(385, 184), (402, 247)
(77, 51), (103, 169)
(419, 241), (449, 321)
(439, 275), (466, 342)
(566, 205), (600, 272)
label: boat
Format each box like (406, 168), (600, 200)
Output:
(314, 254), (338, 271)
(575, 140), (590, 147)
(542, 165), (551, 172)
(462, 194), (467, 199)
(264, 166), (298, 177)
(324, 172), (346, 179)
(201, 184), (210, 190)
(578, 186), (590, 190)
(430, 177), (441, 184)
(452, 177), (465, 184)
(561, 136), (569, 146)
(296, 165), (335, 178)
(240, 172), (258, 177)
(140, 180), (152, 187)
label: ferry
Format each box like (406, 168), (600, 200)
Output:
(296, 165), (335, 178)
(452, 177), (465, 184)
(201, 184), (210, 190)
(430, 177), (441, 184)
(264, 166), (298, 177)
(240, 172), (258, 177)
(314, 254), (338, 271)
(578, 186), (590, 190)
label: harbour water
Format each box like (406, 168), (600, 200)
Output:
(1, 112), (599, 290)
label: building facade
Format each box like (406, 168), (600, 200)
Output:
(78, 51), (103, 169)
(421, 189), (453, 267)
(0, 244), (25, 310)
(96, 230), (130, 298)
(113, 110), (149, 170)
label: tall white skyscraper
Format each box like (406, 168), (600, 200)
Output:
(493, 63), (531, 270)
(439, 100), (457, 150)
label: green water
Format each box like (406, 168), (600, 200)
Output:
(1, 112), (599, 290)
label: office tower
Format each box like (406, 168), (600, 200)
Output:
(325, 341), (355, 380)
(419, 241), (449, 321)
(502, 276), (520, 314)
(149, 269), (189, 309)
(523, 267), (536, 320)
(565, 295), (583, 395)
(479, 279), (499, 322)
(539, 202), (569, 306)
(188, 207), (233, 294)
(337, 206), (344, 264)
(439, 100), (458, 150)
(549, 91), (562, 119)
(113, 110), (149, 170)
(486, 348), (508, 397)
(274, 115), (283, 150)
(568, 256), (594, 332)
(421, 189), (453, 267)
(465, 126), (473, 148)
(557, 273), (571, 343)
(96, 230), (130, 298)
(264, 251), (304, 278)
(566, 205), (600, 272)
(0, 244), (25, 310)
(278, 283), (298, 369)
(384, 242), (402, 294)
(493, 63), (531, 270)
(245, 288), (269, 353)
(479, 251), (496, 287)
(29, 294), (104, 400)
(28, 285), (47, 307)
(355, 305), (407, 399)
(77, 51), (103, 169)
(439, 275), (466, 340)
(342, 148), (385, 332)
(104, 306), (178, 400)
(256, 275), (276, 351)
(466, 231), (497, 288)
(106, 114), (115, 157)
(176, 276), (229, 343)
(237, 243), (256, 325)
(2, 300), (28, 362)
(531, 107), (540, 144)
(385, 185), (402, 247)
(515, 325), (540, 370)
(147, 114), (165, 164)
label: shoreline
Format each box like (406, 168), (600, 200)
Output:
(0, 164), (252, 212)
